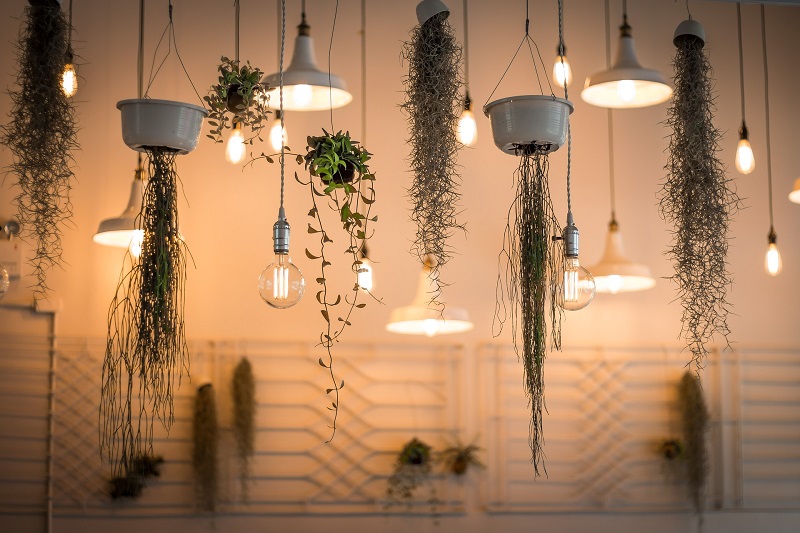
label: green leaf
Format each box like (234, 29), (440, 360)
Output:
(356, 303), (366, 308)
(307, 224), (319, 234)
(326, 388), (334, 394)
(321, 309), (330, 323)
(316, 277), (325, 284)
(318, 358), (327, 367)
(306, 249), (320, 260)
(340, 380), (345, 389)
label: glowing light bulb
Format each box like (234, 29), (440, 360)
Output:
(259, 253), (305, 308)
(0, 262), (9, 300)
(129, 229), (144, 259)
(553, 55), (573, 89)
(292, 84), (313, 109)
(765, 230), (782, 277)
(422, 319), (440, 338)
(605, 274), (623, 295)
(225, 123), (246, 164)
(617, 80), (636, 103)
(735, 125), (755, 175)
(562, 256), (596, 310)
(269, 112), (288, 152)
(357, 256), (373, 292)
(62, 63), (77, 97)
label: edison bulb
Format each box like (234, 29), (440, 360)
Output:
(617, 80), (636, 103)
(457, 108), (477, 146)
(357, 256), (373, 292)
(292, 84), (313, 109)
(561, 257), (596, 311)
(735, 138), (755, 175)
(259, 253), (305, 308)
(225, 123), (246, 164)
(62, 63), (77, 97)
(269, 115), (287, 152)
(0, 262), (9, 300)
(765, 242), (782, 277)
(552, 55), (573, 88)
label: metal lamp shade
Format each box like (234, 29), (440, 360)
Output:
(789, 178), (800, 204)
(589, 223), (656, 294)
(93, 178), (143, 248)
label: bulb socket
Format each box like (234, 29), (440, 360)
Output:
(273, 208), (290, 254)
(768, 227), (777, 245)
(562, 212), (579, 258)
(739, 122), (749, 141)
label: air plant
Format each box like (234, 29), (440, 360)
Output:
(661, 19), (739, 372)
(100, 148), (191, 479)
(232, 357), (256, 499)
(679, 371), (709, 529)
(401, 4), (464, 308)
(494, 147), (564, 477)
(193, 383), (218, 512)
(1, 0), (78, 299)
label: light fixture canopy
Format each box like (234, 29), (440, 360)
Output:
(386, 256), (473, 337)
(589, 220), (656, 294)
(262, 13), (352, 111)
(93, 166), (145, 248)
(582, 15), (672, 109)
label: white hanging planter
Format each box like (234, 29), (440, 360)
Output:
(117, 99), (208, 155)
(483, 95), (573, 155)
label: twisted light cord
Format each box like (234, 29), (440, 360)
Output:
(761, 4), (774, 229)
(557, 0), (572, 214)
(361, 0), (366, 145)
(737, 3), (746, 122)
(463, 0), (470, 88)
(279, 0), (286, 211)
(327, 0), (340, 131)
(234, 0), (239, 63)
(604, 0), (616, 219)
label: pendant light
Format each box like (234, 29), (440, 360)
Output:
(456, 0), (477, 146)
(581, 0), (672, 109)
(759, 5), (782, 277)
(734, 3), (755, 175)
(258, 0), (305, 308)
(551, 0), (572, 89)
(224, 0), (246, 165)
(587, 0), (654, 294)
(61, 0), (77, 97)
(268, 110), (288, 151)
(262, 0), (352, 111)
(789, 178), (800, 204)
(356, 0), (374, 293)
(386, 255), (473, 337)
(93, 155), (145, 257)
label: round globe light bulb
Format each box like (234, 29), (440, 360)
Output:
(0, 262), (9, 300)
(225, 123), (246, 164)
(561, 257), (596, 311)
(259, 253), (305, 309)
(292, 84), (313, 109)
(62, 63), (77, 98)
(765, 242), (782, 277)
(735, 138), (755, 175)
(553, 55), (573, 88)
(457, 108), (477, 146)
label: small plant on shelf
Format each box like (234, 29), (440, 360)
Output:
(204, 56), (271, 144)
(439, 439), (484, 476)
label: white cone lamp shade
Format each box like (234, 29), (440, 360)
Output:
(93, 173), (145, 251)
(386, 258), (473, 337)
(589, 221), (656, 294)
(263, 18), (352, 111)
(789, 178), (800, 204)
(582, 20), (672, 109)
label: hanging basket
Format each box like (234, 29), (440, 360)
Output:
(483, 95), (573, 155)
(117, 99), (208, 155)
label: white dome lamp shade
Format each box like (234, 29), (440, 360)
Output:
(93, 164), (145, 252)
(262, 12), (352, 111)
(789, 178), (800, 204)
(386, 255), (473, 337)
(589, 220), (656, 294)
(582, 14), (672, 109)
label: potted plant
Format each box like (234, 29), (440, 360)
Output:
(232, 358), (256, 499)
(386, 437), (436, 507)
(117, 98), (207, 154)
(108, 454), (164, 500)
(204, 56), (271, 144)
(296, 129), (378, 442)
(678, 371), (709, 528)
(1, 0), (78, 299)
(439, 439), (484, 476)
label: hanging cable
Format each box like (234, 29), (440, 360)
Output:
(761, 4), (774, 230)
(557, 0), (571, 214)
(463, 0), (470, 90)
(737, 3), (746, 122)
(327, 0), (340, 130)
(361, 0), (366, 145)
(279, 0), (286, 211)
(234, 0), (240, 64)
(603, 0), (616, 220)
(138, 0), (144, 99)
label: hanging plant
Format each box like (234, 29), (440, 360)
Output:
(232, 357), (256, 499)
(296, 129), (377, 441)
(401, 1), (464, 306)
(204, 56), (271, 144)
(439, 438), (484, 476)
(386, 437), (437, 515)
(108, 454), (164, 500)
(1, 0), (78, 299)
(661, 19), (739, 371)
(679, 371), (709, 528)
(193, 383), (218, 512)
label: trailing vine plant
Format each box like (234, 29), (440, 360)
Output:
(401, 4), (464, 308)
(232, 357), (256, 499)
(108, 454), (164, 500)
(193, 383), (218, 512)
(101, 148), (191, 478)
(204, 56), (271, 144)
(386, 437), (438, 519)
(1, 0), (78, 299)
(661, 18), (739, 372)
(678, 371), (709, 529)
(493, 148), (563, 477)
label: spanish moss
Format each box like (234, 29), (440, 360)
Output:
(402, 11), (464, 307)
(679, 371), (709, 529)
(232, 357), (255, 499)
(661, 33), (739, 372)
(193, 383), (218, 512)
(100, 148), (190, 478)
(1, 1), (78, 299)
(493, 149), (563, 476)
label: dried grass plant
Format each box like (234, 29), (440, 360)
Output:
(100, 148), (190, 479)
(661, 31), (739, 371)
(1, 0), (78, 298)
(493, 148), (563, 477)
(402, 10), (464, 307)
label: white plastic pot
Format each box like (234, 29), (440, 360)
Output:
(117, 99), (208, 155)
(483, 95), (573, 155)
